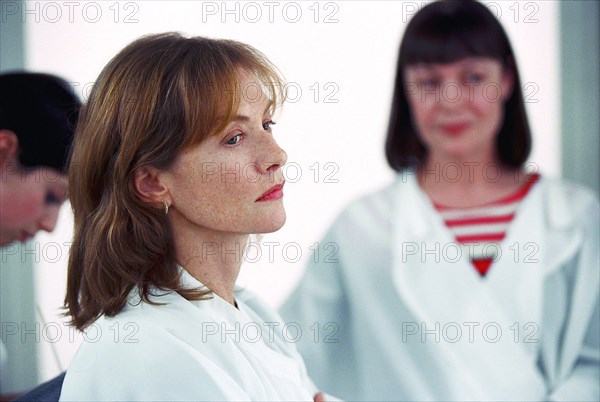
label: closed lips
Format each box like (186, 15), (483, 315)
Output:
(256, 183), (284, 201)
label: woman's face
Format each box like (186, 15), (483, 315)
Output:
(0, 166), (67, 246)
(162, 73), (287, 236)
(403, 57), (513, 162)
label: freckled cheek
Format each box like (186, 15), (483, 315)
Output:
(192, 168), (256, 209)
(218, 154), (259, 192)
(221, 178), (258, 204)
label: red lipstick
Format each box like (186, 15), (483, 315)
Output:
(256, 183), (284, 202)
(441, 122), (470, 135)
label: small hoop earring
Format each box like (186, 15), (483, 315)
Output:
(164, 201), (169, 215)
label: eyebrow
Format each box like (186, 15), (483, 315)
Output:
(230, 103), (274, 122)
(231, 115), (251, 122)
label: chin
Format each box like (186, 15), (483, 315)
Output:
(439, 144), (474, 160)
(255, 211), (287, 234)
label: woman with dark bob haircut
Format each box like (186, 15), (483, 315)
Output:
(282, 1), (599, 400)
(385, 0), (531, 170)
(60, 33), (330, 401)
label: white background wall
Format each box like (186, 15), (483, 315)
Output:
(5, 0), (561, 383)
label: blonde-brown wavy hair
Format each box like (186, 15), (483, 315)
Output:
(65, 33), (285, 330)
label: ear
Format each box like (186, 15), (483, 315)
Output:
(0, 129), (20, 165)
(133, 166), (171, 204)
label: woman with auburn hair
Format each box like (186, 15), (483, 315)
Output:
(60, 33), (327, 401)
(282, 1), (599, 401)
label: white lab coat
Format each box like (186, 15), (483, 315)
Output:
(281, 172), (600, 401)
(60, 269), (319, 401)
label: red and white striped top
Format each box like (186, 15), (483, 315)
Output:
(434, 174), (540, 276)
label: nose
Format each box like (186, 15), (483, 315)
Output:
(439, 80), (467, 110)
(38, 206), (61, 233)
(258, 136), (287, 175)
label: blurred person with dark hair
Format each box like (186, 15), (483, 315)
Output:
(0, 72), (80, 391)
(282, 1), (599, 400)
(0, 72), (80, 247)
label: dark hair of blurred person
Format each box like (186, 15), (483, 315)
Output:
(0, 72), (80, 246)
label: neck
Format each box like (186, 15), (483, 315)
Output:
(171, 221), (247, 306)
(417, 151), (523, 208)
(419, 147), (509, 188)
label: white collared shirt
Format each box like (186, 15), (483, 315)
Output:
(61, 269), (318, 401)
